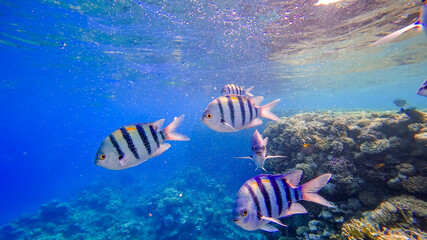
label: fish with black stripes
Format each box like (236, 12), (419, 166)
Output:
(234, 130), (286, 172)
(233, 170), (333, 232)
(221, 84), (254, 97)
(417, 79), (427, 97)
(202, 95), (280, 132)
(95, 115), (189, 170)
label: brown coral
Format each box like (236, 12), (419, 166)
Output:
(402, 176), (427, 194)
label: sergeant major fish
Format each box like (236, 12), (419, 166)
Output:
(233, 170), (333, 232)
(417, 79), (427, 97)
(202, 95), (280, 132)
(372, 0), (426, 46)
(95, 115), (189, 170)
(234, 130), (286, 172)
(222, 84), (254, 97)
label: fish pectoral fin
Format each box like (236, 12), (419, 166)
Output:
(119, 157), (127, 167)
(261, 216), (287, 227)
(220, 119), (236, 131)
(260, 224), (279, 232)
(280, 202), (308, 218)
(151, 143), (171, 158)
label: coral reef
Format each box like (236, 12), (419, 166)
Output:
(0, 167), (263, 240)
(263, 110), (427, 239)
(342, 218), (426, 240)
(342, 195), (427, 239)
(360, 139), (390, 154)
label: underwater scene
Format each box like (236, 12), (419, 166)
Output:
(1, 0), (427, 239)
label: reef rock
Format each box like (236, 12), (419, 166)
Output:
(264, 111), (427, 203)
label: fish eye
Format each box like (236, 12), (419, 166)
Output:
(118, 155), (124, 160)
(243, 209), (247, 217)
(100, 154), (106, 160)
(206, 113), (212, 119)
(251, 147), (254, 151)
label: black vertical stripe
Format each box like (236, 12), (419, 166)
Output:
(232, 84), (236, 94)
(255, 176), (272, 217)
(226, 96), (235, 127)
(227, 85), (232, 94)
(269, 176), (283, 216)
(294, 188), (300, 201)
(120, 127), (139, 159)
(149, 125), (160, 147)
(136, 124), (151, 155)
(109, 134), (124, 158)
(247, 99), (253, 122)
(160, 131), (166, 141)
(237, 96), (246, 126)
(255, 106), (259, 117)
(282, 179), (292, 207)
(216, 98), (224, 120)
(244, 183), (262, 219)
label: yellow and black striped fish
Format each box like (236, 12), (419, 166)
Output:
(95, 115), (189, 170)
(202, 95), (280, 132)
(221, 84), (254, 97)
(233, 170), (333, 232)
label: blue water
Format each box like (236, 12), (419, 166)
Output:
(1, 0), (427, 238)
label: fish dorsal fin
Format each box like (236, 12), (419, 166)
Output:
(152, 119), (165, 131)
(251, 96), (264, 107)
(245, 86), (254, 97)
(260, 224), (279, 232)
(280, 202), (307, 218)
(263, 137), (268, 146)
(282, 170), (303, 187)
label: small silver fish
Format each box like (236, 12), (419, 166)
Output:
(95, 115), (189, 170)
(417, 79), (427, 97)
(221, 84), (254, 97)
(234, 130), (286, 172)
(202, 95), (280, 132)
(372, 1), (427, 46)
(233, 170), (333, 232)
(393, 98), (408, 107)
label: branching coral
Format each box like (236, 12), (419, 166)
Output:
(342, 218), (426, 240)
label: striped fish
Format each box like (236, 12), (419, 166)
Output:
(233, 170), (333, 232)
(202, 95), (280, 132)
(234, 130), (286, 172)
(95, 115), (189, 170)
(221, 84), (254, 97)
(417, 79), (427, 97)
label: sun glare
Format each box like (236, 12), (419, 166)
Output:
(314, 0), (342, 6)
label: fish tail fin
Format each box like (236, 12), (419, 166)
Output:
(260, 99), (280, 121)
(415, 19), (423, 32)
(245, 86), (254, 97)
(372, 22), (420, 46)
(300, 174), (333, 208)
(163, 115), (190, 141)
